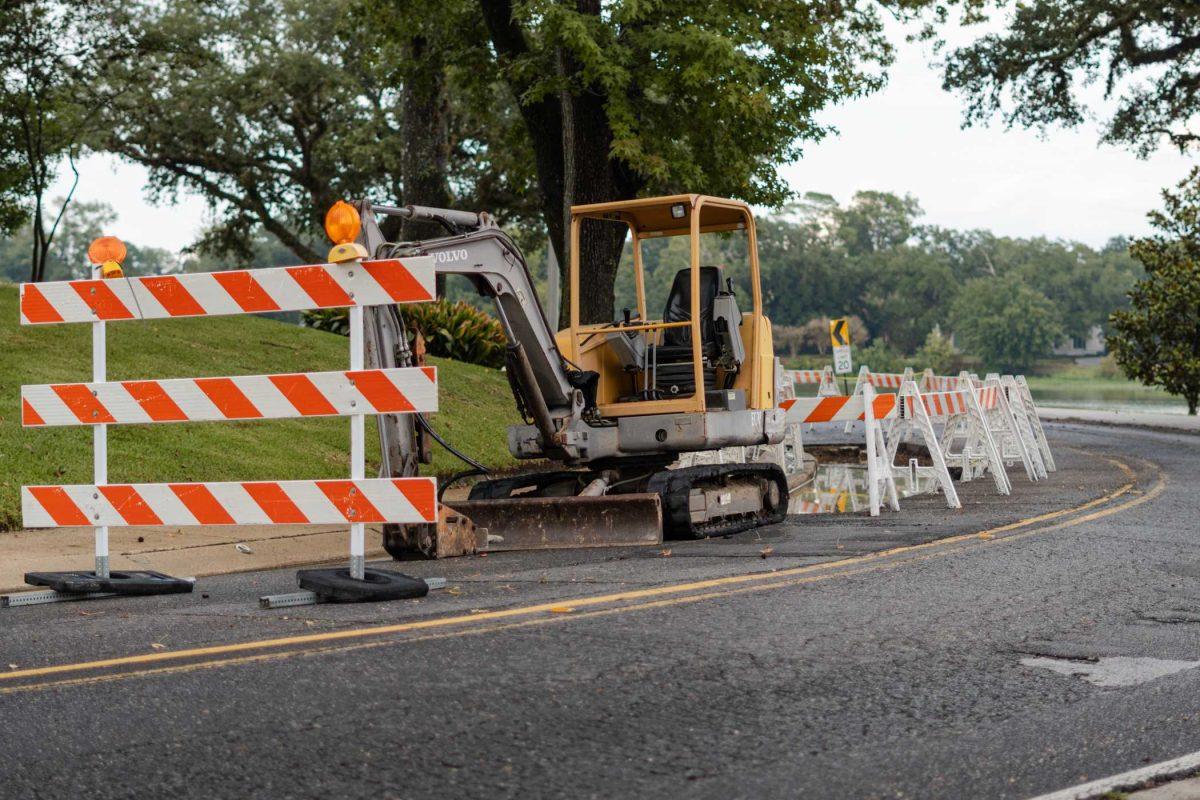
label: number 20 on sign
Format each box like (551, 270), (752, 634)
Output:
(830, 317), (853, 374)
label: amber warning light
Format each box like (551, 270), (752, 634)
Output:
(324, 201), (368, 263)
(87, 236), (126, 279)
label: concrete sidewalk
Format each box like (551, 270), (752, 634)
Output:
(1039, 406), (1200, 432)
(0, 523), (386, 593)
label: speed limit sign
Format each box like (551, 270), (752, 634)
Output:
(830, 318), (853, 374)
(833, 345), (853, 374)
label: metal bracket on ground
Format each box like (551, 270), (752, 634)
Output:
(2, 576), (197, 609)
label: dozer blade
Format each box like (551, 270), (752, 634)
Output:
(449, 494), (663, 552)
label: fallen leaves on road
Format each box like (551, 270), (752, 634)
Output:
(760, 546), (774, 558)
(660, 549), (672, 557)
(446, 586), (463, 596)
(149, 643), (167, 650)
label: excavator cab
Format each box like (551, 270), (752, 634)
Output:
(560, 195), (776, 419)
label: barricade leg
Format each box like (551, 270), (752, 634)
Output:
(844, 365), (868, 434)
(1003, 376), (1047, 479)
(1014, 375), (1056, 472)
(969, 385), (1012, 494)
(988, 375), (1039, 481)
(899, 381), (960, 509)
(863, 384), (899, 516)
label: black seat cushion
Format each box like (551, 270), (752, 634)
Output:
(661, 266), (720, 349)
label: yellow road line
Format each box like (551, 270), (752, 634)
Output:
(0, 457), (1159, 688)
(1, 469), (1167, 697)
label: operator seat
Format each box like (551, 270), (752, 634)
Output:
(654, 266), (721, 395)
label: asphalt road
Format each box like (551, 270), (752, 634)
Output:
(1, 422), (1197, 799)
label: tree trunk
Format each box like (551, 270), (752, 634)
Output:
(400, 33), (453, 297)
(29, 202), (44, 283)
(1188, 393), (1197, 416)
(479, 0), (644, 327)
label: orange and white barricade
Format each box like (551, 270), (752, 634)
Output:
(1007, 375), (1055, 472)
(981, 373), (1046, 481)
(883, 381), (962, 509)
(781, 386), (899, 516)
(11, 248), (437, 607)
(785, 365), (840, 396)
(934, 374), (1014, 494)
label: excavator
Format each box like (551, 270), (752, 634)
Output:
(341, 194), (789, 557)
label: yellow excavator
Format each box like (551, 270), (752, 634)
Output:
(341, 194), (788, 556)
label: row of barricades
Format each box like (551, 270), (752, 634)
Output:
(777, 364), (1056, 516)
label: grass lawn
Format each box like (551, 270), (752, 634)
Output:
(0, 284), (520, 531)
(1024, 361), (1168, 395)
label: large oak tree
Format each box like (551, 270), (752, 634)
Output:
(477, 0), (907, 322)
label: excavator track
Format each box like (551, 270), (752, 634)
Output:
(646, 462), (788, 540)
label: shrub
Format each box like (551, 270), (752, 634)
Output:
(303, 300), (507, 369)
(914, 326), (955, 375)
(855, 340), (908, 374)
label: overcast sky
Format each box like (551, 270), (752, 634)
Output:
(50, 31), (1195, 254)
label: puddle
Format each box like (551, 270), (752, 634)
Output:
(788, 463), (940, 515)
(1021, 655), (1200, 687)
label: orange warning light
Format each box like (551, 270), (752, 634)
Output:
(87, 236), (126, 266)
(324, 201), (361, 245)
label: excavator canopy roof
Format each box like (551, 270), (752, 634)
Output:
(570, 194), (752, 238)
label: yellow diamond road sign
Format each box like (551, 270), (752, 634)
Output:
(829, 317), (850, 348)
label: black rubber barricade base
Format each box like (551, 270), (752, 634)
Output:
(297, 568), (429, 603)
(24, 570), (194, 596)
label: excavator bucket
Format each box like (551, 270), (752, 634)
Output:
(448, 494), (663, 552)
(382, 495), (662, 559)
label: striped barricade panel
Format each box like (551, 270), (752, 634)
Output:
(787, 369), (830, 384)
(22, 478), (438, 528)
(780, 394), (896, 423)
(22, 367), (437, 427)
(19, 257), (434, 325)
(906, 389), (970, 419)
(867, 372), (905, 388)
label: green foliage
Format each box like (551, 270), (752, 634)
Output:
(506, 0), (898, 205)
(1108, 169), (1200, 414)
(304, 300), (508, 369)
(400, 300), (508, 369)
(855, 341), (909, 375)
(950, 275), (1063, 373)
(940, 0), (1200, 156)
(834, 191), (922, 255)
(0, 284), (519, 530)
(915, 326), (956, 375)
(0, 1), (130, 280)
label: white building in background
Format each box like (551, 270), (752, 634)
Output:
(1053, 324), (1107, 358)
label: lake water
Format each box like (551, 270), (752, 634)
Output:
(1028, 385), (1190, 415)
